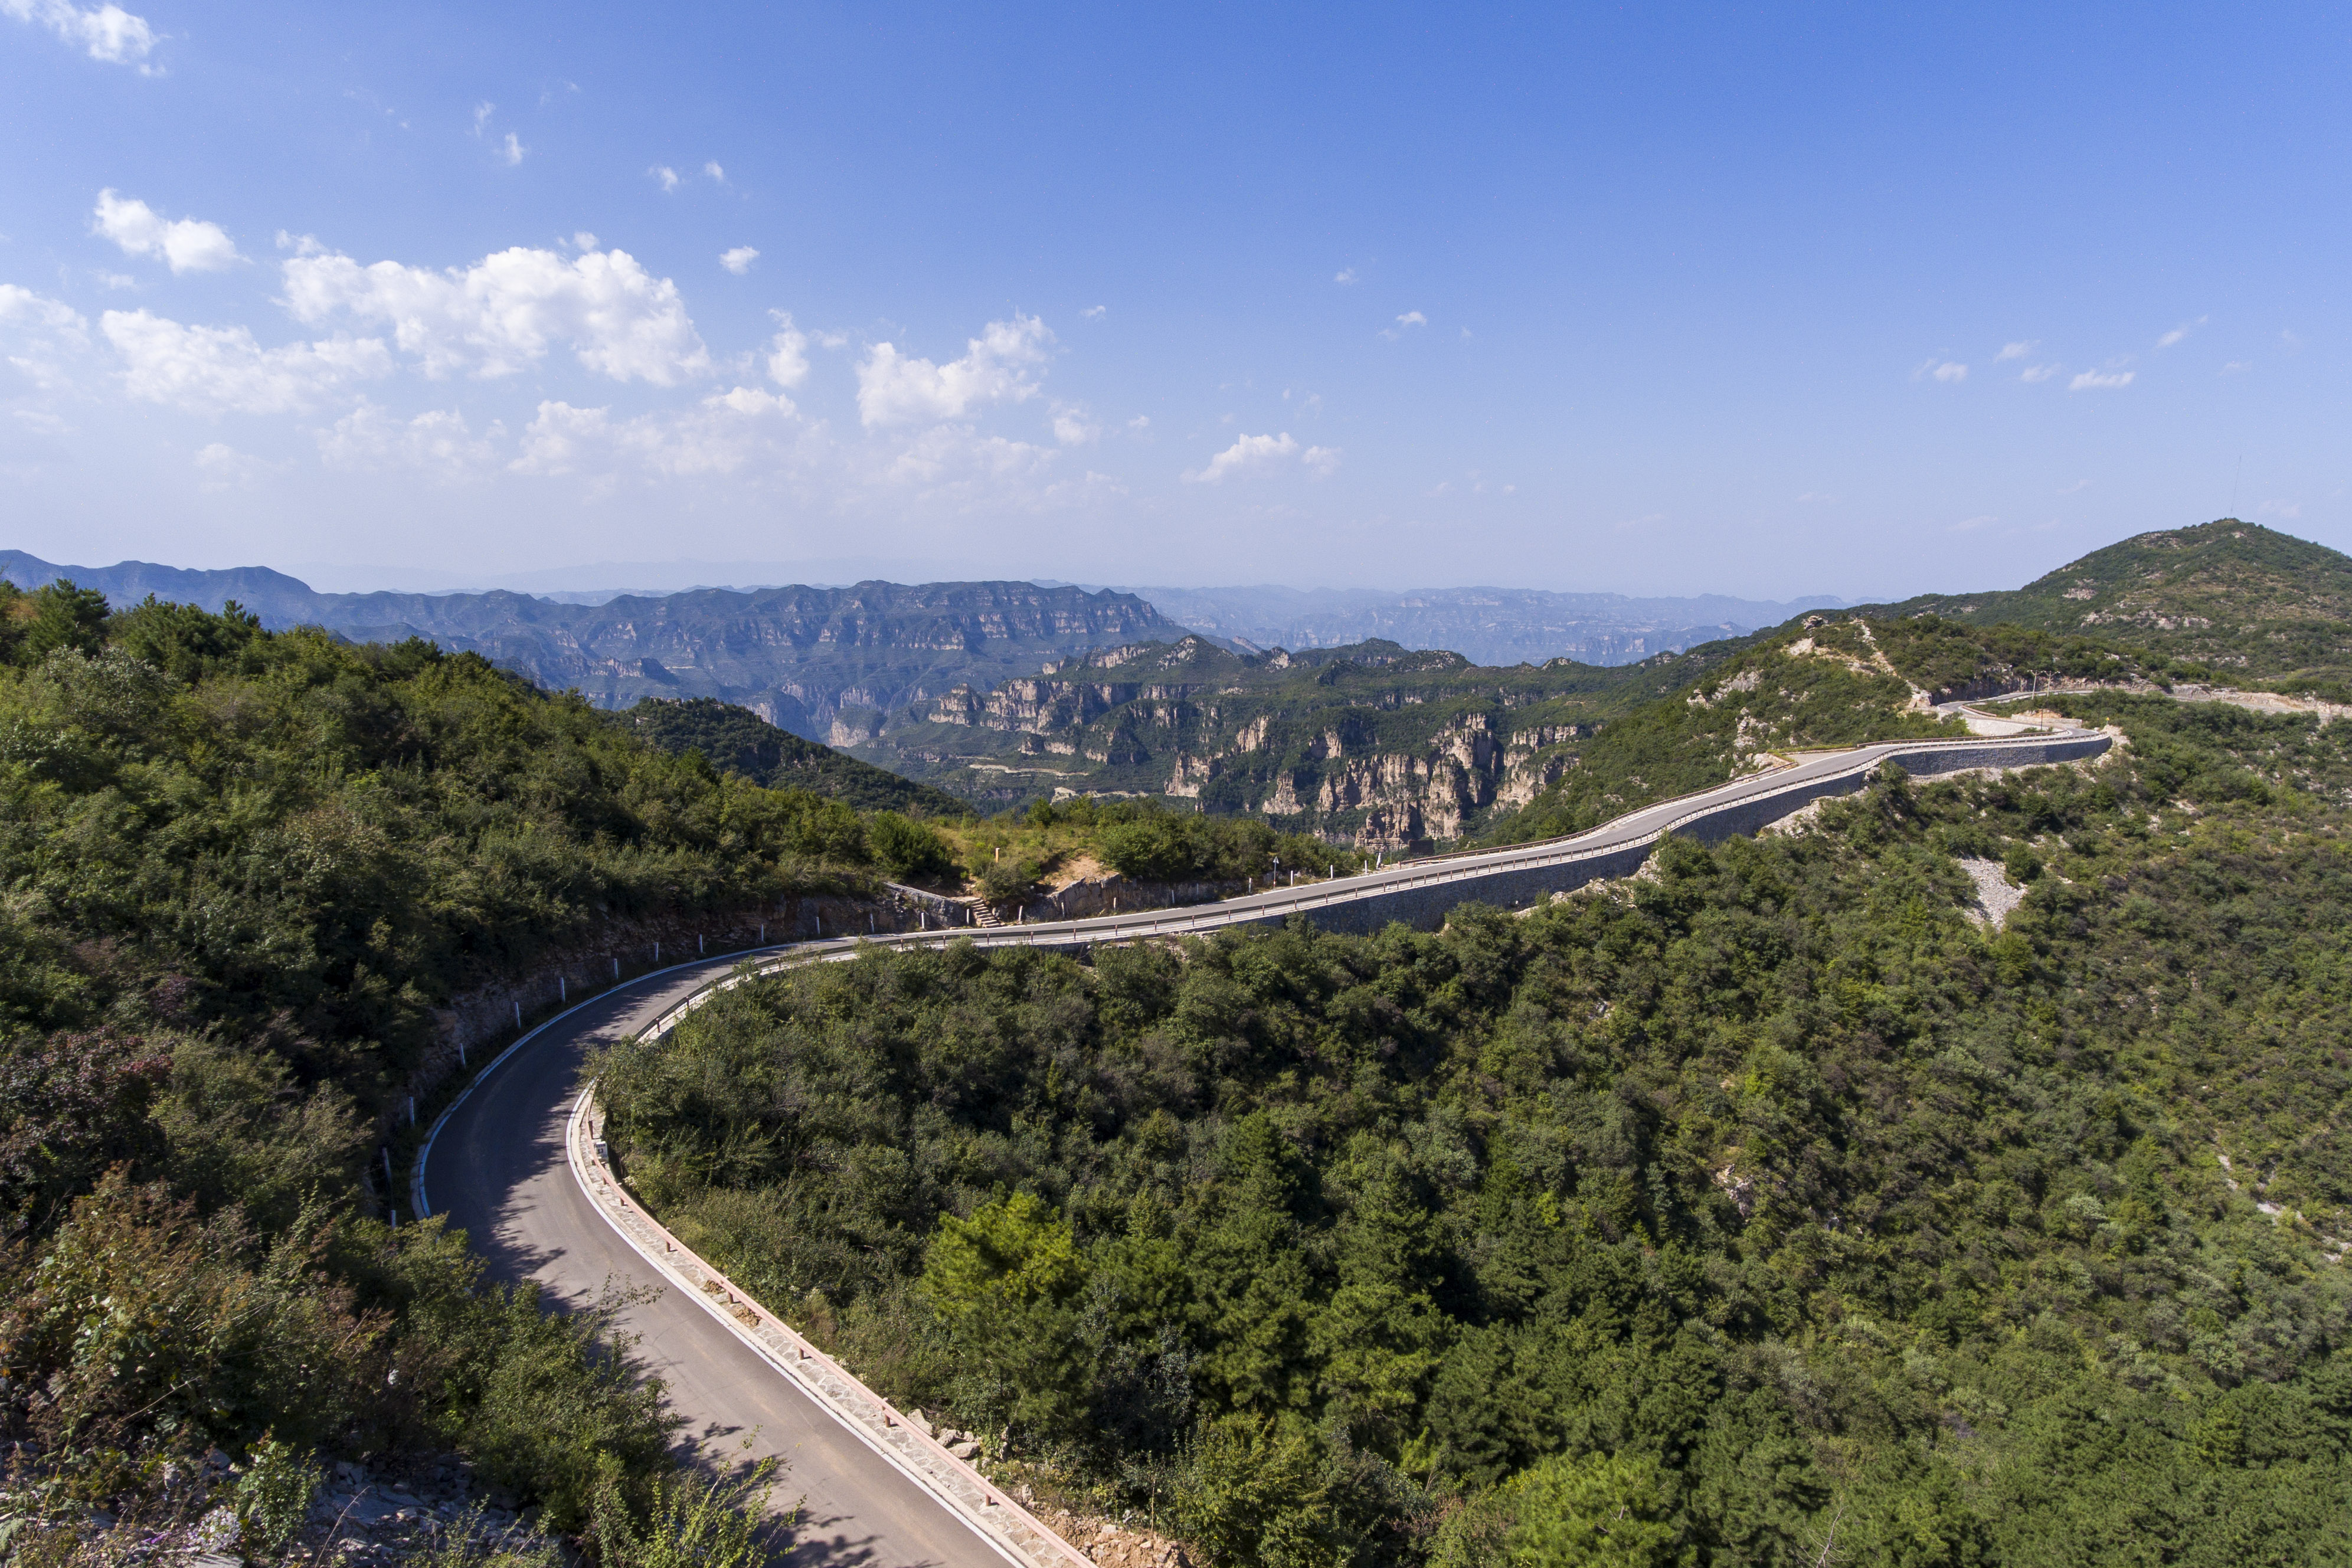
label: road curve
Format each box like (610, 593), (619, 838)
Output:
(418, 726), (2107, 1566)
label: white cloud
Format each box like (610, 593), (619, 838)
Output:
(1, 284), (91, 387)
(2220, 360), (2251, 376)
(2156, 315), (2207, 349)
(2069, 368), (2134, 391)
(1051, 404), (1098, 446)
(764, 313), (809, 388)
(282, 242), (711, 384)
(316, 400), (499, 476)
(102, 309), (392, 413)
(1127, 414), (1150, 431)
(855, 315), (1051, 428)
(472, 101), (495, 135)
(92, 189), (242, 273)
(194, 441), (282, 489)
(704, 161), (725, 182)
(1301, 444), (1340, 478)
(719, 246), (758, 276)
(1996, 341), (2034, 361)
(1915, 359), (1967, 382)
(1081, 305), (1107, 320)
(511, 387), (791, 478)
(2, 0), (158, 67)
(1382, 310), (1428, 338)
(500, 132), (525, 166)
(2020, 363), (2061, 383)
(651, 165), (681, 192)
(1334, 268), (1357, 285)
(1185, 431), (1296, 483)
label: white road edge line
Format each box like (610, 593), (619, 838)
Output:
(564, 1087), (1087, 1568)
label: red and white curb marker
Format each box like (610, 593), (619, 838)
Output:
(566, 1086), (1092, 1568)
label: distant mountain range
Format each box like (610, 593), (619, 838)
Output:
(1116, 584), (1847, 667)
(0, 551), (1829, 742)
(0, 552), (1177, 741)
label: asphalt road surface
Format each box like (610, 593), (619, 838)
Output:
(422, 958), (1020, 1568)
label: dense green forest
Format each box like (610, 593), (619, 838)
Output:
(598, 692), (2352, 1566)
(0, 580), (915, 1560)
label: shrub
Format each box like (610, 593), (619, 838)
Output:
(868, 812), (958, 883)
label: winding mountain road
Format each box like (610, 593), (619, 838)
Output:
(416, 725), (2108, 1567)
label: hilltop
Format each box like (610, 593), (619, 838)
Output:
(1892, 519), (2352, 684)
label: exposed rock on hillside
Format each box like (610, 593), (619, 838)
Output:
(853, 637), (1615, 848)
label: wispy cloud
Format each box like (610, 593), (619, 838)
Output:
(1334, 267), (1357, 285)
(194, 441), (286, 490)
(1996, 341), (2035, 361)
(2057, 478), (2090, 495)
(704, 161), (725, 183)
(1915, 359), (1967, 382)
(4, 0), (161, 68)
(1081, 305), (1107, 320)
(1381, 310), (1427, 340)
(2155, 315), (2207, 349)
(500, 132), (526, 166)
(2020, 363), (2061, 383)
(719, 245), (758, 275)
(2069, 368), (2134, 391)
(1949, 515), (1997, 532)
(650, 165), (680, 192)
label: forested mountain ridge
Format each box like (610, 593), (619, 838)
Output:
(600, 689), (2352, 1566)
(617, 695), (971, 817)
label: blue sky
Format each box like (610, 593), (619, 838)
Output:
(2, 1), (2345, 597)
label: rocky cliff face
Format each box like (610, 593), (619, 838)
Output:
(862, 639), (1604, 849)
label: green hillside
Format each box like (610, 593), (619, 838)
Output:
(620, 695), (971, 817)
(1898, 519), (2352, 684)
(1491, 612), (2161, 843)
(0, 582), (916, 1555)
